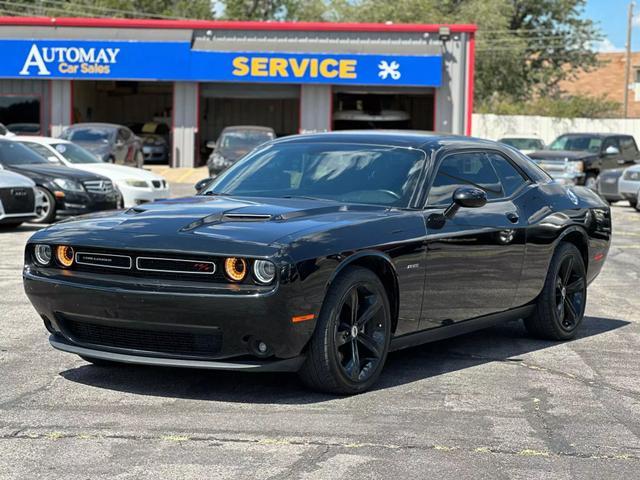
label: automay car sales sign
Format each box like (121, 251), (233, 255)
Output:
(1, 39), (442, 87)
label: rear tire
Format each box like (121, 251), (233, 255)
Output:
(524, 243), (587, 340)
(630, 198), (638, 209)
(298, 267), (391, 395)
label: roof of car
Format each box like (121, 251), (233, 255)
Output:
(65, 123), (122, 130)
(273, 130), (499, 150)
(556, 132), (632, 138)
(14, 136), (71, 145)
(221, 125), (276, 132)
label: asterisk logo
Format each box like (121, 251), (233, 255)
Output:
(378, 60), (401, 80)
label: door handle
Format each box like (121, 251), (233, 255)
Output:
(506, 212), (519, 224)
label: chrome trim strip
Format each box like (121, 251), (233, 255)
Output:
(75, 251), (133, 270)
(136, 256), (216, 275)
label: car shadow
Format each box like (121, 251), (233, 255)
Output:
(0, 223), (43, 233)
(59, 316), (629, 404)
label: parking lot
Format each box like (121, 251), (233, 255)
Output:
(1, 198), (639, 479)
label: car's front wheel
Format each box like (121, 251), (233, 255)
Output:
(33, 187), (56, 224)
(298, 266), (391, 395)
(524, 243), (587, 340)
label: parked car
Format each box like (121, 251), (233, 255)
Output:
(23, 132), (611, 394)
(0, 168), (37, 227)
(618, 163), (640, 210)
(497, 134), (545, 155)
(0, 123), (16, 137)
(6, 123), (41, 135)
(60, 123), (144, 168)
(529, 133), (640, 188)
(17, 137), (170, 208)
(0, 138), (118, 223)
(596, 169), (626, 205)
(207, 126), (275, 176)
(130, 122), (171, 164)
(332, 109), (411, 130)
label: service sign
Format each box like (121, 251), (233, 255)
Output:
(1, 39), (442, 87)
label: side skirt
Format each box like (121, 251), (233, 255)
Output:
(389, 305), (535, 352)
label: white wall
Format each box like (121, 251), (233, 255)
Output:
(472, 113), (640, 144)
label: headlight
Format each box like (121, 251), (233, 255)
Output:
(566, 160), (584, 173)
(224, 257), (247, 282)
(124, 179), (149, 188)
(53, 178), (84, 192)
(253, 260), (276, 284)
(55, 245), (74, 267)
(624, 170), (640, 181)
(34, 244), (52, 265)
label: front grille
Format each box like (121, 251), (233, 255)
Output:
(83, 180), (114, 194)
(61, 317), (223, 357)
(0, 187), (35, 214)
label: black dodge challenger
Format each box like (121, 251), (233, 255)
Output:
(23, 132), (611, 394)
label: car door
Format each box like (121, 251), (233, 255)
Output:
(600, 136), (623, 171)
(419, 149), (528, 330)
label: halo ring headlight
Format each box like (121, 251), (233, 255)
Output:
(224, 257), (247, 282)
(253, 260), (276, 284)
(56, 245), (75, 267)
(34, 244), (52, 265)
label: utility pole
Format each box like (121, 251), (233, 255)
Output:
(624, 1), (635, 118)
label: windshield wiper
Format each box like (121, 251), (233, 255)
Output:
(280, 195), (334, 202)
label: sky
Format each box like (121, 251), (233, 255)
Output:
(586, 0), (640, 51)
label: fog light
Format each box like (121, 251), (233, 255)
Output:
(34, 244), (52, 265)
(253, 260), (276, 284)
(224, 257), (247, 282)
(56, 245), (74, 267)
(258, 342), (268, 353)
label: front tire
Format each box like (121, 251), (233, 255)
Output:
(33, 187), (56, 224)
(298, 267), (391, 395)
(524, 243), (587, 340)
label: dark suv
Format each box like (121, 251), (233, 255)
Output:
(528, 133), (640, 188)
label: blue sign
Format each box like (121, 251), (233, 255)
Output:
(0, 39), (442, 87)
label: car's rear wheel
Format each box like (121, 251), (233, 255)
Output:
(33, 187), (56, 224)
(524, 243), (587, 340)
(298, 266), (391, 395)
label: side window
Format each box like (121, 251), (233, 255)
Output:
(486, 153), (527, 197)
(602, 137), (620, 153)
(619, 136), (640, 161)
(25, 142), (56, 162)
(427, 152), (503, 205)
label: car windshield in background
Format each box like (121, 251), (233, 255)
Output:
(220, 131), (274, 150)
(52, 142), (102, 164)
(205, 143), (426, 207)
(63, 128), (112, 143)
(0, 140), (49, 165)
(549, 135), (602, 153)
(501, 138), (544, 150)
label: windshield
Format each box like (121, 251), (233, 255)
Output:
(204, 143), (426, 207)
(0, 140), (49, 165)
(52, 142), (102, 164)
(62, 127), (113, 143)
(549, 135), (602, 153)
(219, 131), (274, 151)
(500, 138), (543, 150)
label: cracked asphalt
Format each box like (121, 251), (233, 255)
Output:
(1, 200), (640, 479)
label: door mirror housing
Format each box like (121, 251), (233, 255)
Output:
(605, 145), (620, 156)
(195, 177), (214, 193)
(206, 140), (217, 150)
(443, 187), (488, 219)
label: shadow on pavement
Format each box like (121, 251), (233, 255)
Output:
(59, 316), (630, 403)
(0, 223), (43, 233)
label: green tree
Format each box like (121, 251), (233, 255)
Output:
(5, 1), (212, 19)
(222, 0), (328, 21)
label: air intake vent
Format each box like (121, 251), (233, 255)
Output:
(222, 213), (272, 222)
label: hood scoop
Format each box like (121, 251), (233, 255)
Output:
(221, 213), (272, 222)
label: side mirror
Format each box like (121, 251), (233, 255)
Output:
(115, 140), (124, 148)
(195, 177), (214, 193)
(206, 140), (217, 150)
(605, 145), (620, 156)
(443, 186), (487, 219)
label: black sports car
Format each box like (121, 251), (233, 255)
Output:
(23, 132), (611, 394)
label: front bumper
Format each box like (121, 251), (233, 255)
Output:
(117, 183), (170, 208)
(55, 190), (119, 216)
(142, 146), (169, 163)
(24, 266), (315, 368)
(618, 178), (640, 197)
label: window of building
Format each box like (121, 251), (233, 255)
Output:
(0, 96), (41, 134)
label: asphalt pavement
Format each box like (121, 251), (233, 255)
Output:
(1, 201), (640, 479)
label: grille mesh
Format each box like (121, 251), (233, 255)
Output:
(83, 180), (114, 194)
(62, 317), (223, 357)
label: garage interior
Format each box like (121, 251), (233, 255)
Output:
(332, 88), (435, 131)
(199, 83), (300, 163)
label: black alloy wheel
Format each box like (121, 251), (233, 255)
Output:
(299, 266), (391, 394)
(524, 242), (587, 340)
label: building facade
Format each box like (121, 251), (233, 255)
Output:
(0, 17), (476, 167)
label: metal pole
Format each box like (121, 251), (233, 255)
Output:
(624, 1), (634, 117)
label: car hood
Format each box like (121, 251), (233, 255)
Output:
(528, 150), (596, 161)
(0, 169), (35, 188)
(71, 163), (163, 182)
(28, 196), (397, 257)
(74, 141), (112, 154)
(7, 164), (107, 182)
